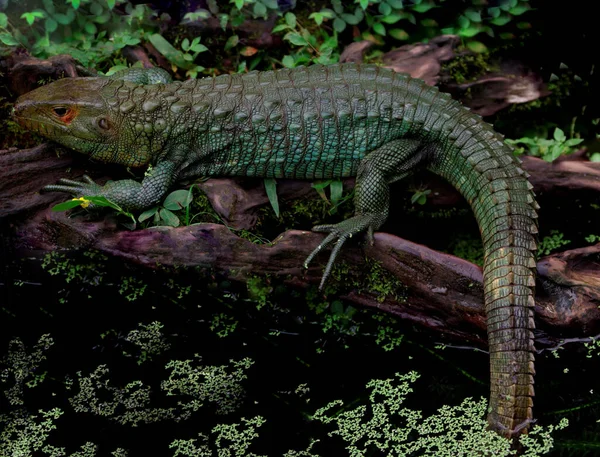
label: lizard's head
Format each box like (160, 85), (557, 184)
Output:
(13, 77), (153, 168)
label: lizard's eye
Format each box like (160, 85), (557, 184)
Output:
(52, 107), (68, 117)
(97, 117), (111, 131)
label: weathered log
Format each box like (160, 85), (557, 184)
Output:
(2, 145), (599, 347)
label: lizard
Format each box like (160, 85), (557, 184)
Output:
(12, 63), (538, 439)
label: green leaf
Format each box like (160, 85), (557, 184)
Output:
(553, 128), (566, 142)
(138, 207), (159, 223)
(590, 152), (600, 162)
(466, 40), (487, 53)
(107, 0), (116, 9)
(54, 12), (74, 25)
(387, 0), (404, 8)
(191, 43), (208, 53)
(389, 28), (409, 40)
(93, 12), (111, 24)
(253, 2), (267, 18)
(488, 6), (500, 18)
(0, 32), (19, 45)
(459, 26), (481, 38)
(225, 34), (239, 50)
(285, 12), (296, 28)
(90, 2), (103, 16)
(333, 17), (346, 32)
(163, 189), (193, 211)
(509, 5), (529, 15)
(378, 2), (392, 16)
(234, 0), (244, 9)
(84, 22), (97, 35)
(309, 12), (324, 26)
(359, 0), (369, 9)
(0, 12), (8, 28)
(330, 180), (343, 206)
(285, 32), (308, 46)
(159, 208), (180, 227)
(464, 9), (481, 22)
(490, 15), (511, 26)
(21, 12), (45, 26)
(51, 199), (86, 212)
(564, 138), (584, 147)
(373, 22), (386, 36)
(45, 18), (57, 32)
(411, 2), (435, 13)
(341, 13), (360, 25)
(69, 0), (81, 9)
(282, 55), (296, 68)
(381, 14), (402, 24)
(457, 15), (470, 29)
(149, 33), (185, 66)
(264, 178), (280, 218)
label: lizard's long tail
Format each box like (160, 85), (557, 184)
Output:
(429, 114), (538, 438)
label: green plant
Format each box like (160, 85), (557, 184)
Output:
(273, 12), (340, 67)
(538, 230), (571, 256)
(311, 371), (568, 456)
(0, 0), (156, 69)
(507, 127), (584, 162)
(148, 34), (208, 79)
(52, 195), (136, 227)
(139, 187), (196, 227)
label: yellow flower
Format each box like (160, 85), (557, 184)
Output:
(73, 197), (91, 208)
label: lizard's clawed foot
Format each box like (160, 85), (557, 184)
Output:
(303, 213), (383, 290)
(42, 175), (103, 197)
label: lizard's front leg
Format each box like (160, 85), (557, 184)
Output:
(42, 161), (178, 212)
(304, 139), (428, 289)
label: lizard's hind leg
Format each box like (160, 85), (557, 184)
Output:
(304, 138), (428, 289)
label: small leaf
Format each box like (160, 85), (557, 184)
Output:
(84, 22), (97, 35)
(389, 28), (409, 40)
(490, 15), (511, 26)
(381, 14), (402, 24)
(107, 0), (116, 9)
(466, 40), (487, 53)
(341, 13), (360, 25)
(309, 12), (323, 26)
(330, 180), (343, 206)
(163, 189), (193, 211)
(285, 32), (308, 46)
(553, 128), (566, 142)
(51, 200), (86, 212)
(285, 12), (296, 28)
(463, 9), (481, 22)
(333, 17), (346, 33)
(0, 32), (19, 45)
(509, 5), (529, 16)
(0, 13), (7, 28)
(589, 152), (600, 162)
(253, 2), (267, 18)
(159, 208), (180, 227)
(225, 34), (239, 50)
(138, 207), (159, 222)
(373, 22), (386, 36)
(45, 18), (58, 32)
(264, 178), (280, 218)
(240, 46), (258, 56)
(459, 26), (481, 38)
(282, 55), (296, 68)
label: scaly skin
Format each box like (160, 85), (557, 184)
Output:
(13, 63), (538, 438)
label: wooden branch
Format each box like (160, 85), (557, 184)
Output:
(3, 145), (599, 346)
